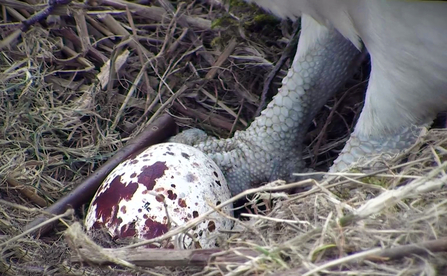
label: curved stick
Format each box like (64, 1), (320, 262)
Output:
(24, 114), (177, 237)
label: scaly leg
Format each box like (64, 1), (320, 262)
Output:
(330, 125), (426, 173)
(330, 2), (447, 172)
(171, 15), (361, 195)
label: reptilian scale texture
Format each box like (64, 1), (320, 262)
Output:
(172, 1), (447, 195)
(171, 15), (360, 195)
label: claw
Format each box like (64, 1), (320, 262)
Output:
(169, 128), (209, 146)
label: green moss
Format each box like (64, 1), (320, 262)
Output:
(228, 0), (248, 7)
(253, 14), (280, 25)
(311, 244), (338, 261)
(360, 175), (390, 188)
(210, 0), (283, 47)
(211, 15), (236, 29)
(347, 168), (390, 188)
(210, 36), (224, 48)
(332, 188), (352, 200)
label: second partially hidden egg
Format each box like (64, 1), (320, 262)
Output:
(85, 142), (234, 249)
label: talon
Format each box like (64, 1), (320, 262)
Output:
(169, 128), (209, 146)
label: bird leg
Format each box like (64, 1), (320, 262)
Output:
(330, 125), (427, 173)
(171, 15), (361, 195)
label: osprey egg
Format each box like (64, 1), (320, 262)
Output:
(85, 142), (233, 249)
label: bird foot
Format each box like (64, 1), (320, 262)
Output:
(170, 16), (361, 195)
(330, 125), (427, 173)
(169, 128), (209, 146)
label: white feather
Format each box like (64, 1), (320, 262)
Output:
(247, 0), (447, 136)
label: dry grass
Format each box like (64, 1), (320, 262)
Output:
(0, 0), (446, 275)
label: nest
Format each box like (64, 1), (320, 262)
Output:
(1, 0), (446, 275)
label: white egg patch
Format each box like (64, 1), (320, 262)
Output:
(85, 142), (234, 249)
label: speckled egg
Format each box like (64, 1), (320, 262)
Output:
(85, 142), (234, 249)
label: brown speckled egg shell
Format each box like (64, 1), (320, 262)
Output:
(85, 142), (233, 249)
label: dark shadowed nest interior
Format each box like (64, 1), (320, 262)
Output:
(1, 0), (447, 275)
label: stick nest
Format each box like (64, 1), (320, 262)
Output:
(1, 0), (446, 275)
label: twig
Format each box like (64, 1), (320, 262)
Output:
(172, 101), (241, 132)
(123, 179), (315, 249)
(23, 114), (177, 237)
(71, 236), (259, 267)
(278, 238), (447, 276)
(4, 176), (48, 207)
(0, 209), (74, 248)
(204, 38), (237, 80)
(301, 248), (383, 276)
(21, 0), (73, 31)
(255, 22), (300, 117)
(368, 238), (447, 260)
